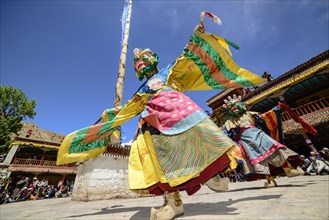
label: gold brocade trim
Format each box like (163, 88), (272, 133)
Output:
(246, 61), (329, 105)
(283, 112), (329, 134)
(10, 141), (59, 149)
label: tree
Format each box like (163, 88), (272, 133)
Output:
(0, 86), (36, 152)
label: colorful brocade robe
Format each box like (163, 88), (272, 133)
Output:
(56, 25), (266, 166)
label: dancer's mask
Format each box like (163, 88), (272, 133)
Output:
(133, 48), (159, 81)
(223, 94), (246, 116)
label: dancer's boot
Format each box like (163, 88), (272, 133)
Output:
(284, 166), (304, 177)
(150, 191), (184, 220)
(264, 175), (278, 188)
(205, 174), (229, 192)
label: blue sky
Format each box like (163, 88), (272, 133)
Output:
(1, 0), (328, 143)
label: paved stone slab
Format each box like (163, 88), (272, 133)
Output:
(1, 175), (328, 219)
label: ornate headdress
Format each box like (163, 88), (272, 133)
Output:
(223, 94), (246, 116)
(133, 48), (159, 81)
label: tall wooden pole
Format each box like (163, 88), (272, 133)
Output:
(112, 0), (132, 142)
(114, 0), (132, 109)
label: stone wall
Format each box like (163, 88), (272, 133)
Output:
(71, 156), (142, 201)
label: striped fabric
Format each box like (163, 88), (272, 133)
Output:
(170, 26), (266, 91)
(187, 28), (265, 88)
(56, 107), (122, 165)
(152, 118), (234, 183)
(262, 109), (284, 143)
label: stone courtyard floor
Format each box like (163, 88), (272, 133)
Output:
(0, 175), (328, 220)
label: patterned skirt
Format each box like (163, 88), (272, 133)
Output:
(237, 127), (301, 179)
(128, 118), (237, 195)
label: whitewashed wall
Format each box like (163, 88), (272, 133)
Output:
(71, 156), (142, 201)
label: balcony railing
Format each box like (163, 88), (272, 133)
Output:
(281, 97), (329, 122)
(11, 158), (76, 168)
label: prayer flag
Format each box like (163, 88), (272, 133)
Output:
(120, 0), (129, 45)
(200, 12), (222, 25)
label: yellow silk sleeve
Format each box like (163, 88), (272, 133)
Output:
(111, 94), (147, 128)
(56, 94), (147, 165)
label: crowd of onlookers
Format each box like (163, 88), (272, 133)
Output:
(0, 176), (74, 205)
(300, 147), (329, 175)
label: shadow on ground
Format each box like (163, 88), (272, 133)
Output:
(65, 194), (282, 220)
(226, 182), (316, 193)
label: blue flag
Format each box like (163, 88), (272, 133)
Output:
(121, 0), (129, 45)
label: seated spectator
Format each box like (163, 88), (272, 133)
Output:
(45, 185), (56, 199)
(310, 151), (316, 157)
(57, 178), (64, 190)
(310, 151), (323, 161)
(29, 190), (38, 200)
(35, 192), (44, 200)
(13, 186), (24, 201)
(55, 185), (69, 198)
(0, 189), (12, 204)
(300, 155), (311, 171)
(40, 188), (48, 199)
(305, 156), (329, 175)
(27, 188), (35, 200)
(61, 186), (69, 197)
(319, 148), (329, 162)
(43, 178), (49, 188)
(23, 177), (30, 188)
(28, 182), (34, 190)
(32, 177), (39, 188)
(17, 187), (30, 201)
(37, 178), (45, 193)
(55, 188), (61, 198)
(11, 181), (22, 200)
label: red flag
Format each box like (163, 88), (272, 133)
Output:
(278, 102), (318, 135)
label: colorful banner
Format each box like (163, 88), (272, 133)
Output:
(170, 25), (266, 91)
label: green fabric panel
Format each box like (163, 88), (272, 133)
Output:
(69, 135), (109, 154)
(183, 48), (226, 90)
(68, 127), (102, 154)
(104, 108), (117, 121)
(224, 38), (240, 49)
(68, 120), (118, 154)
(98, 120), (116, 136)
(186, 33), (255, 87)
(69, 128), (88, 153)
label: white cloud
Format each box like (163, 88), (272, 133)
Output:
(122, 139), (133, 147)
